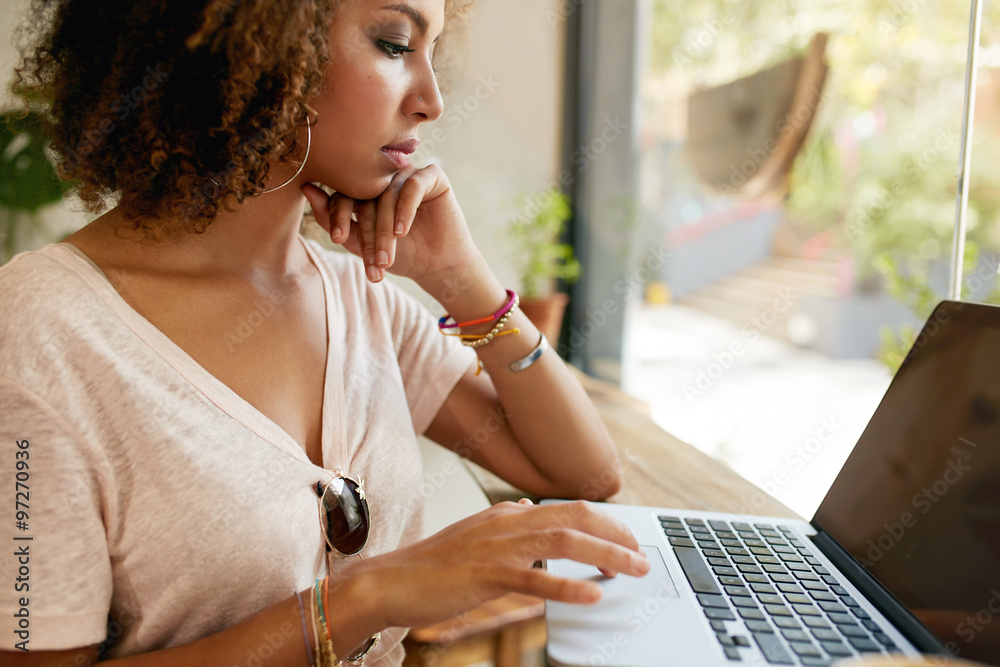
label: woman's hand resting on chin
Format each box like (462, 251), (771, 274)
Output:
(302, 164), (479, 287)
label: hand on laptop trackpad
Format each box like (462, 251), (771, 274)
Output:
(561, 545), (678, 600)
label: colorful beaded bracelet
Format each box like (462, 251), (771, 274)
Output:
(438, 289), (518, 330)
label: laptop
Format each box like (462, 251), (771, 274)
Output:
(545, 300), (1000, 667)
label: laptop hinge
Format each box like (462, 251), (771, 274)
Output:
(809, 528), (951, 655)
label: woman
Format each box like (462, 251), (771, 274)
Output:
(0, 0), (649, 664)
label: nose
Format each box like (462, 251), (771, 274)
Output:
(406, 58), (444, 122)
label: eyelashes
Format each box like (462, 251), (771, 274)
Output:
(377, 39), (416, 58)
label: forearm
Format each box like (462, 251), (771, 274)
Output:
(88, 578), (376, 667)
(421, 257), (622, 499)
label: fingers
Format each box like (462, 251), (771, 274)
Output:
(494, 564), (603, 605)
(355, 199), (382, 282)
(497, 500), (642, 556)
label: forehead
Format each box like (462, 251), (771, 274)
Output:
(342, 0), (447, 29)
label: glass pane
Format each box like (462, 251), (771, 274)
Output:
(624, 0), (1000, 518)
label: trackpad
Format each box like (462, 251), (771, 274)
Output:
(558, 545), (677, 599)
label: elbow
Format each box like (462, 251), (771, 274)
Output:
(560, 451), (623, 501)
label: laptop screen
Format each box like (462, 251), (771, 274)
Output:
(813, 300), (1000, 665)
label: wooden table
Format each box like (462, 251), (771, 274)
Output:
(401, 368), (798, 667)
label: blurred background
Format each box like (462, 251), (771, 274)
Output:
(3, 0), (1000, 518)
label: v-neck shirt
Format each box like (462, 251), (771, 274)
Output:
(0, 239), (475, 664)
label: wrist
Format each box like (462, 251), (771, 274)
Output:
(323, 567), (384, 659)
(418, 252), (507, 323)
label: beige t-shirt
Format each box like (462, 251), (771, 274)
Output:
(0, 239), (476, 664)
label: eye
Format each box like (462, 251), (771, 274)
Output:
(377, 40), (415, 58)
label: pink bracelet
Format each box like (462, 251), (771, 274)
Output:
(438, 289), (518, 330)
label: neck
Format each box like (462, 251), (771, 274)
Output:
(90, 184), (313, 279)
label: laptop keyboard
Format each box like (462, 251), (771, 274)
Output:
(660, 515), (900, 665)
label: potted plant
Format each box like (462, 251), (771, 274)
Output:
(0, 109), (73, 263)
(505, 187), (582, 343)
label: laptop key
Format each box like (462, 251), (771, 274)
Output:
(664, 528), (690, 538)
(840, 597), (860, 608)
(732, 522), (753, 532)
(809, 590), (837, 602)
(758, 594), (784, 605)
(770, 574), (795, 584)
(762, 564), (788, 574)
(703, 549), (727, 558)
(744, 574), (769, 584)
(705, 608), (737, 621)
(708, 557), (732, 567)
(784, 594), (812, 605)
(698, 594), (730, 609)
(715, 566), (739, 577)
(750, 583), (777, 594)
(777, 553), (804, 563)
(800, 580), (828, 591)
(733, 597), (760, 609)
(847, 637), (882, 652)
(737, 564), (763, 575)
(722, 540), (744, 548)
(709, 520), (732, 532)
(738, 608), (767, 621)
(814, 566), (831, 575)
(839, 625), (869, 638)
(821, 575), (839, 586)
(684, 518), (706, 526)
(726, 585), (752, 597)
(793, 570), (820, 581)
(791, 604), (822, 616)
(772, 617), (800, 629)
(817, 601), (847, 614)
(830, 585), (850, 596)
(763, 604), (793, 617)
(719, 575), (743, 587)
(772, 545), (795, 553)
(801, 617), (832, 629)
(669, 536), (695, 548)
(851, 607), (872, 620)
(716, 531), (738, 540)
(820, 641), (853, 657)
(745, 619), (773, 633)
(788, 641), (822, 657)
(776, 583), (804, 594)
(751, 632), (795, 664)
(862, 620), (881, 633)
(673, 546), (722, 595)
(723, 646), (741, 661)
(811, 628), (841, 642)
(727, 546), (750, 556)
(799, 657), (836, 666)
(732, 555), (755, 565)
(717, 633), (736, 646)
(873, 632), (895, 646)
(781, 629), (810, 642)
(733, 635), (750, 647)
(828, 613), (858, 626)
(786, 562), (811, 571)
(710, 620), (729, 633)
(659, 515), (681, 523)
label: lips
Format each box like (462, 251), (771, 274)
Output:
(380, 138), (419, 170)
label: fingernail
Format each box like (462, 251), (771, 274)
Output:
(330, 229), (341, 242)
(366, 264), (380, 282)
(634, 552), (650, 573)
(377, 250), (389, 267)
(395, 221), (404, 235)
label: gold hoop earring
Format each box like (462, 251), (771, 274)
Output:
(206, 118), (312, 195)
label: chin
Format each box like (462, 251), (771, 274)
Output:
(320, 172), (397, 201)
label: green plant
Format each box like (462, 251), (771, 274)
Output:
(0, 109), (72, 263)
(506, 188), (582, 299)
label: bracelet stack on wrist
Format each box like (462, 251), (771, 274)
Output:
(297, 579), (380, 667)
(438, 289), (522, 349)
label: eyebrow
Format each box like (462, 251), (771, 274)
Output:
(382, 4), (428, 35)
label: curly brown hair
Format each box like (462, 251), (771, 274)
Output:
(13, 0), (471, 234)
